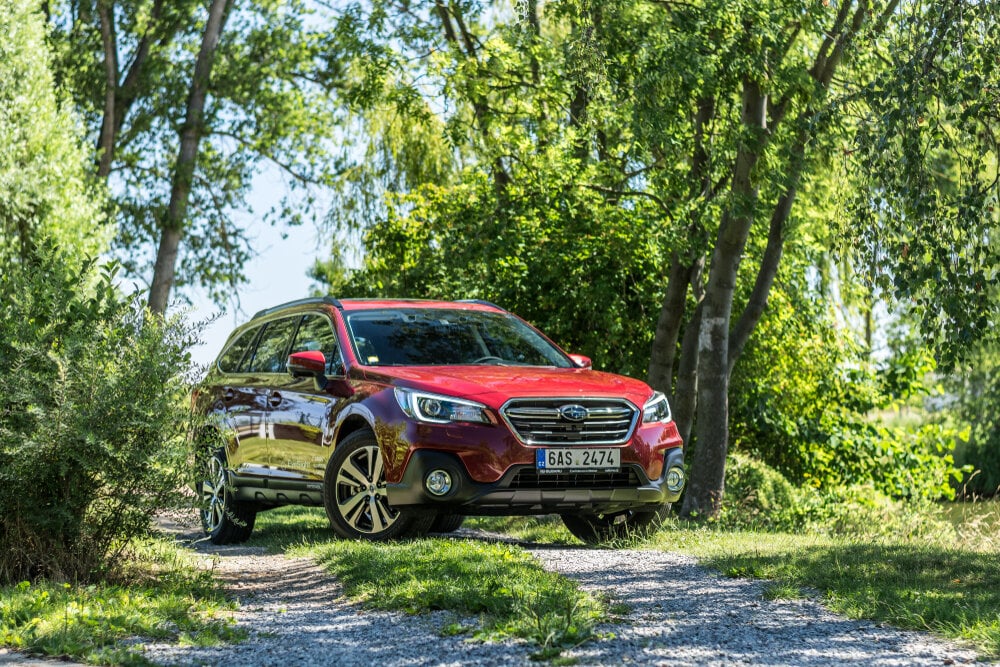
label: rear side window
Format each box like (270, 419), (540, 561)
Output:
(247, 317), (300, 374)
(216, 326), (260, 373)
(289, 314), (343, 374)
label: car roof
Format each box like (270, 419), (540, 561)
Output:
(251, 297), (503, 320)
(338, 298), (502, 312)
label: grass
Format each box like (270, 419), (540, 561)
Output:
(0, 538), (243, 666)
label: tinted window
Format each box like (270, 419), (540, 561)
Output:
(217, 325), (260, 373)
(247, 317), (300, 373)
(289, 314), (343, 374)
(344, 309), (572, 367)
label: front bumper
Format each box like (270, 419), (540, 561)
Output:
(387, 446), (685, 515)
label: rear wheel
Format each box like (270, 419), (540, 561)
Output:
(560, 504), (670, 544)
(198, 450), (257, 544)
(429, 513), (465, 533)
(324, 430), (432, 540)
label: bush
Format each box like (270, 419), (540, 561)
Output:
(0, 246), (199, 584)
(718, 453), (955, 540)
(950, 347), (1000, 497)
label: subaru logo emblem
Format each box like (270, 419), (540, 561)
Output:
(560, 404), (588, 422)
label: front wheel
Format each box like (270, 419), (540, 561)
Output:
(198, 450), (257, 544)
(560, 504), (670, 544)
(324, 430), (432, 540)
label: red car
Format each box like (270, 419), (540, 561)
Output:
(192, 297), (685, 544)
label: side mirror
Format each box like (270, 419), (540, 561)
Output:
(568, 354), (592, 369)
(288, 351), (327, 387)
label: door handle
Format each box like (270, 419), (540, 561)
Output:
(268, 392), (282, 407)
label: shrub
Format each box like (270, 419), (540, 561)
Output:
(0, 245), (199, 584)
(718, 453), (955, 540)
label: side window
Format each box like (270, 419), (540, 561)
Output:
(247, 317), (300, 374)
(216, 326), (261, 373)
(289, 314), (343, 375)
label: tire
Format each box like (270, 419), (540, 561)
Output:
(324, 430), (432, 540)
(198, 450), (257, 544)
(429, 513), (465, 533)
(561, 504), (671, 545)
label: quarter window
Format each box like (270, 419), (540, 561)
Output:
(216, 326), (260, 373)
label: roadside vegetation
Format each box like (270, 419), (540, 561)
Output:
(0, 539), (242, 666)
(469, 480), (1000, 661)
(245, 507), (605, 661)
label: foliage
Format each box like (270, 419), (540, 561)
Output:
(306, 538), (605, 660)
(0, 245), (200, 583)
(729, 272), (967, 500)
(718, 452), (958, 539)
(848, 0), (1000, 365)
(341, 168), (669, 376)
(0, 538), (241, 665)
(950, 345), (1000, 497)
(0, 0), (109, 264)
(48, 0), (346, 306)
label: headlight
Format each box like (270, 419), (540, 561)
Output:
(642, 391), (673, 424)
(394, 388), (491, 424)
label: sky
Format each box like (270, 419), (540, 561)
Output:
(183, 222), (319, 369)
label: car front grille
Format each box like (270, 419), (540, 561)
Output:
(507, 468), (642, 489)
(500, 398), (638, 445)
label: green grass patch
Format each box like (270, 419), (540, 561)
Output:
(298, 537), (604, 659)
(247, 505), (333, 552)
(645, 524), (1000, 660)
(0, 538), (242, 666)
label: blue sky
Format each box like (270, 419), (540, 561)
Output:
(184, 221), (322, 369)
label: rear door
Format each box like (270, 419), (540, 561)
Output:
(241, 315), (301, 476)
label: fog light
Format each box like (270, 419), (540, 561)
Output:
(665, 466), (685, 492)
(425, 469), (453, 496)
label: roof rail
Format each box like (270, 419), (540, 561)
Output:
(456, 299), (504, 310)
(252, 296), (343, 320)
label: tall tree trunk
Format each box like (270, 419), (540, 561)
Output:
(680, 75), (767, 518)
(648, 96), (715, 403)
(647, 253), (694, 394)
(96, 0), (117, 178)
(148, 0), (229, 315)
(673, 277), (703, 445)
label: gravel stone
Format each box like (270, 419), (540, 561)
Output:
(529, 546), (984, 666)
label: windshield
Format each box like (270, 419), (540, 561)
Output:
(344, 308), (574, 367)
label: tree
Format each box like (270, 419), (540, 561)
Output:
(0, 0), (108, 264)
(318, 0), (999, 517)
(50, 0), (347, 313)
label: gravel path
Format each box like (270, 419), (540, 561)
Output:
(133, 522), (986, 666)
(531, 547), (983, 666)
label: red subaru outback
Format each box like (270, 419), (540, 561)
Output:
(192, 298), (685, 544)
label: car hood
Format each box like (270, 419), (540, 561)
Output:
(364, 365), (655, 409)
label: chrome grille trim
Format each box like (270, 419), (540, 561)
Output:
(500, 397), (640, 445)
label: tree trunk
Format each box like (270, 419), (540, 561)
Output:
(680, 75), (767, 519)
(147, 0), (230, 315)
(647, 253), (694, 394)
(96, 0), (117, 178)
(673, 289), (702, 445)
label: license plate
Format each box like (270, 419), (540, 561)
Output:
(535, 448), (620, 473)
